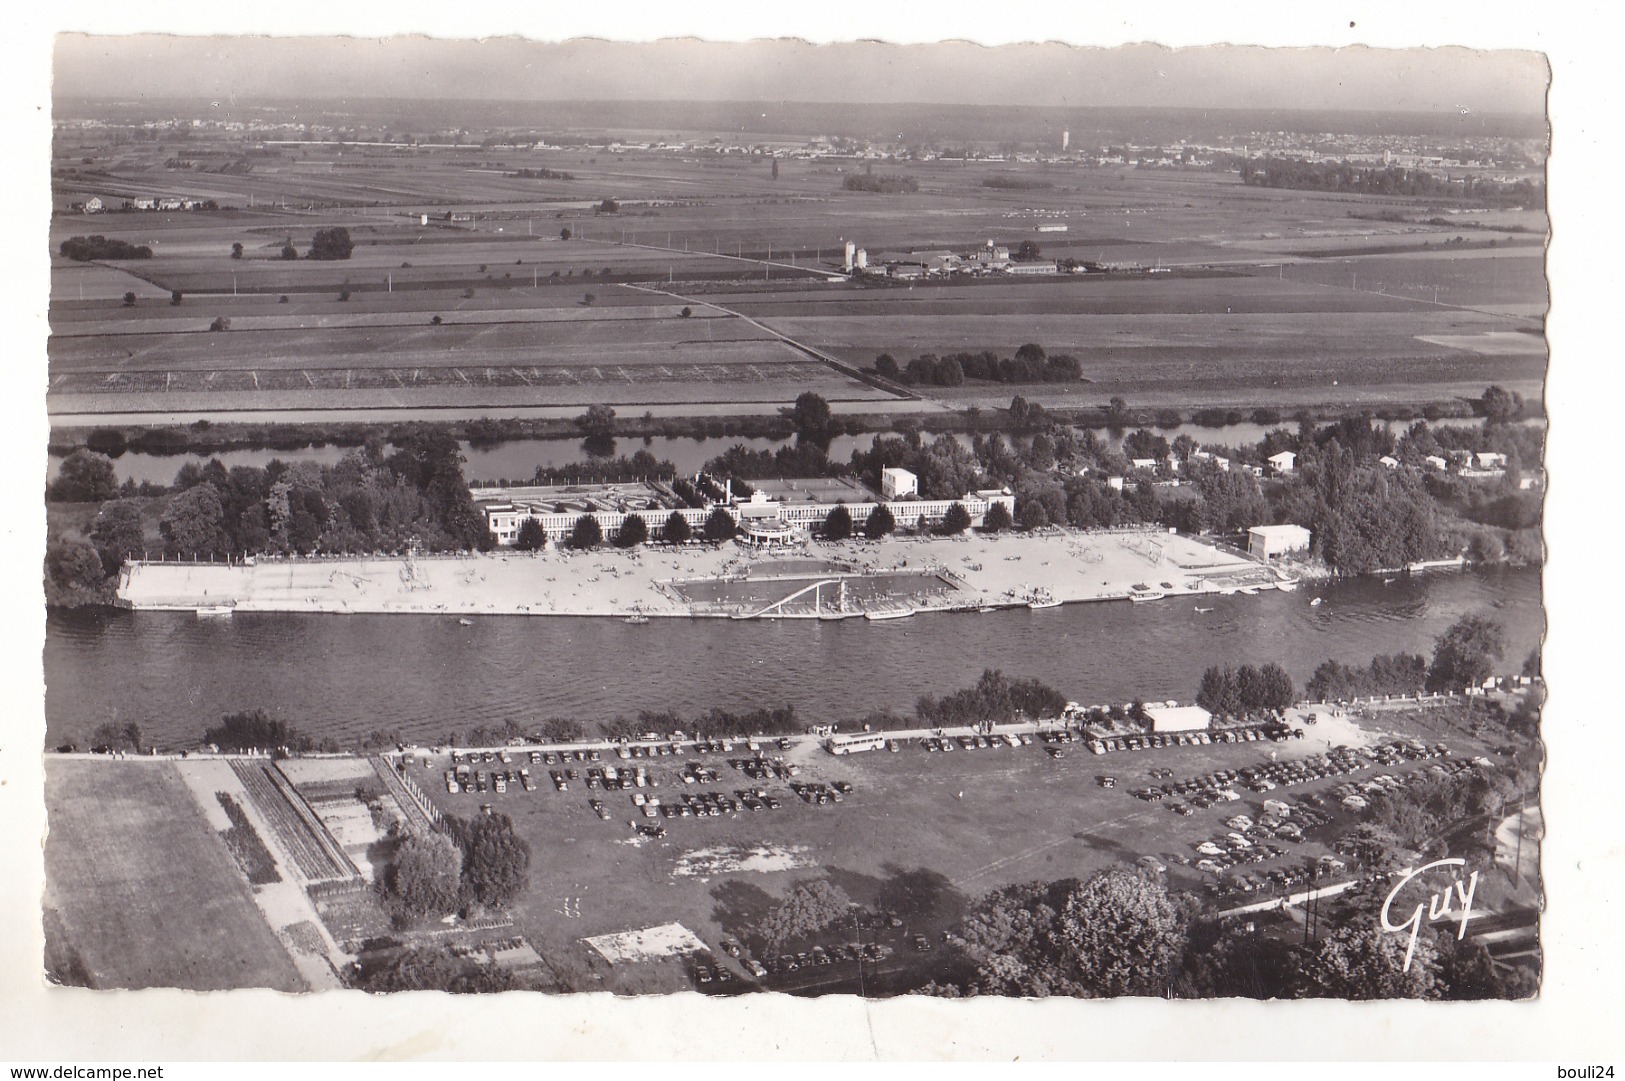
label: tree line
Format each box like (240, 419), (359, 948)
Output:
(842, 174), (919, 193)
(59, 235), (153, 261)
(875, 345), (1085, 386)
(915, 669), (1068, 728)
(1241, 158), (1544, 207)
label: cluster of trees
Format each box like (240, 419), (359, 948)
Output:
(1274, 440), (1446, 573)
(849, 432), (988, 503)
(375, 810), (532, 927)
(203, 709), (311, 754)
(876, 346), (1084, 386)
(1307, 653), (1429, 702)
(1241, 158), (1545, 206)
(915, 669), (1068, 728)
(842, 174), (919, 193)
(756, 880), (854, 952)
(982, 176), (1052, 190)
(1424, 615), (1505, 692)
(355, 944), (518, 994)
(60, 235), (152, 261)
(922, 863), (1533, 1001)
(510, 167), (575, 180)
(47, 434), (498, 605)
(628, 704), (801, 739)
(307, 226), (354, 261)
(128, 432), (491, 562)
(1306, 614), (1507, 702)
(48, 449), (121, 504)
(1194, 663), (1297, 718)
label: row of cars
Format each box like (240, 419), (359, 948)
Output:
(728, 756), (801, 782)
(445, 767), (536, 795)
(760, 941), (896, 976)
(1086, 722), (1305, 757)
(790, 780), (853, 806)
(920, 732), (1029, 753)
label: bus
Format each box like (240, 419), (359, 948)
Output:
(825, 733), (888, 756)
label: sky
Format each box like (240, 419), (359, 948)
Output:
(51, 36), (1549, 115)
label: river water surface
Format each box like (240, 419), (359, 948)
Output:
(43, 565), (1543, 751)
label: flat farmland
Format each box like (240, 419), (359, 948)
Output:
(47, 358), (885, 414)
(43, 759), (305, 991)
(50, 303), (787, 371)
(1252, 249), (1548, 317)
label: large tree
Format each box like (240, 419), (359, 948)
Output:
(1426, 615), (1505, 692)
(822, 503), (853, 541)
(90, 499), (148, 573)
(615, 513), (648, 548)
(513, 518), (546, 551)
(758, 879), (853, 951)
(307, 226), (354, 260)
(160, 482), (231, 559)
(203, 709), (308, 753)
(382, 829), (464, 923)
(45, 539), (111, 606)
(664, 511), (693, 545)
(576, 403), (617, 440)
(49, 450), (119, 504)
(1057, 868), (1184, 997)
(940, 502), (973, 535)
(864, 502), (896, 539)
(702, 507), (736, 543)
(789, 391), (834, 443)
(568, 513), (603, 550)
(1301, 924), (1443, 1000)
(982, 501), (1013, 533)
(449, 813), (531, 909)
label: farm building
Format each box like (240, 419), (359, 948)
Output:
(1425, 455), (1450, 471)
(1145, 704), (1212, 733)
(1248, 524), (1312, 561)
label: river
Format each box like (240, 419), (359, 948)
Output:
(42, 565), (1543, 751)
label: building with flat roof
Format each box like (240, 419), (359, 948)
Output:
(1248, 524), (1312, 561)
(1267, 450), (1297, 475)
(473, 476), (1013, 548)
(881, 467), (918, 500)
(1145, 704), (1212, 733)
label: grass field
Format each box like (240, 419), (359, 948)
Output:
(410, 701), (1492, 994)
(43, 759), (305, 991)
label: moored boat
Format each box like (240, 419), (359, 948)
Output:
(864, 608), (916, 621)
(195, 604), (234, 618)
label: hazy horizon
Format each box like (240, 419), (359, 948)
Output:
(53, 37), (1549, 116)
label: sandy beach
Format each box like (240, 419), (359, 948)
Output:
(118, 529), (1282, 618)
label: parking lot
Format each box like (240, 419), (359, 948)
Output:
(408, 701), (1495, 993)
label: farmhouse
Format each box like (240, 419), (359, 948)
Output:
(1425, 455), (1450, 472)
(1248, 523), (1312, 561)
(1378, 455), (1400, 470)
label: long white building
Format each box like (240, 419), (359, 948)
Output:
(474, 480), (1014, 547)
